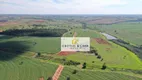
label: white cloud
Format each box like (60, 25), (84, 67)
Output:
(0, 0), (133, 14)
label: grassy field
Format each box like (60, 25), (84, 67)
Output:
(0, 57), (58, 80)
(63, 29), (102, 38)
(0, 19), (82, 31)
(0, 36), (60, 54)
(62, 29), (142, 69)
(97, 22), (142, 45)
(59, 67), (142, 80)
(0, 43), (141, 80)
(0, 55), (141, 80)
(0, 16), (142, 80)
(65, 53), (104, 69)
(91, 39), (142, 69)
(63, 40), (142, 70)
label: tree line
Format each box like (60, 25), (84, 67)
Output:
(0, 29), (68, 37)
(110, 39), (142, 60)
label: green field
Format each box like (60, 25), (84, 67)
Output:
(0, 56), (141, 80)
(91, 40), (142, 69)
(61, 30), (142, 70)
(62, 40), (142, 70)
(0, 57), (57, 80)
(97, 22), (142, 45)
(59, 67), (142, 80)
(63, 29), (102, 38)
(0, 29), (142, 80)
(0, 15), (142, 80)
(0, 36), (60, 54)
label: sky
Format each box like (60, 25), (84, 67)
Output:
(0, 0), (142, 14)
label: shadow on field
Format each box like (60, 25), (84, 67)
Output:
(0, 35), (14, 40)
(0, 41), (30, 61)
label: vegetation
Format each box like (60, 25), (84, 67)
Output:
(63, 29), (102, 38)
(0, 29), (67, 37)
(110, 39), (142, 59)
(0, 15), (142, 80)
(0, 36), (60, 54)
(37, 55), (80, 66)
(59, 67), (142, 80)
(82, 62), (87, 69)
(72, 70), (78, 74)
(0, 57), (57, 80)
(97, 22), (142, 46)
(101, 63), (107, 70)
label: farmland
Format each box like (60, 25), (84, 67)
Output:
(96, 22), (142, 60)
(97, 22), (142, 46)
(0, 36), (60, 54)
(0, 15), (142, 80)
(0, 55), (141, 80)
(63, 29), (102, 38)
(0, 57), (58, 80)
(59, 67), (142, 80)
(62, 30), (142, 70)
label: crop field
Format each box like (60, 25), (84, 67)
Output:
(91, 39), (142, 69)
(0, 15), (142, 80)
(59, 67), (142, 80)
(97, 22), (142, 46)
(0, 56), (141, 80)
(63, 38), (142, 70)
(65, 53), (104, 69)
(60, 30), (142, 69)
(0, 19), (82, 31)
(0, 36), (60, 54)
(63, 29), (102, 38)
(0, 57), (58, 80)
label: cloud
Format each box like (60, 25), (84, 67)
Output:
(0, 0), (141, 14)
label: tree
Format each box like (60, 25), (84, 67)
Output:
(82, 62), (87, 69)
(82, 22), (87, 29)
(66, 77), (70, 80)
(114, 30), (117, 33)
(47, 77), (52, 80)
(19, 61), (23, 65)
(94, 52), (98, 56)
(92, 61), (95, 63)
(37, 52), (41, 57)
(72, 70), (77, 74)
(101, 63), (107, 70)
(101, 58), (103, 61)
(90, 46), (94, 50)
(62, 58), (66, 61)
(139, 45), (142, 49)
(97, 55), (101, 59)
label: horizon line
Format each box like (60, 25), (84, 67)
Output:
(0, 14), (142, 15)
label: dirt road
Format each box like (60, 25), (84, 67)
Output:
(52, 65), (64, 80)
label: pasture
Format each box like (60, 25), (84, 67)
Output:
(63, 29), (102, 38)
(64, 39), (142, 70)
(0, 36), (60, 54)
(0, 15), (142, 80)
(97, 22), (142, 45)
(60, 30), (142, 70)
(91, 39), (142, 69)
(59, 67), (142, 80)
(0, 57), (58, 80)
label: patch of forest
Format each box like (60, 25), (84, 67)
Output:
(0, 29), (68, 37)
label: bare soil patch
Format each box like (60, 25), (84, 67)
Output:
(58, 51), (76, 56)
(94, 38), (111, 45)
